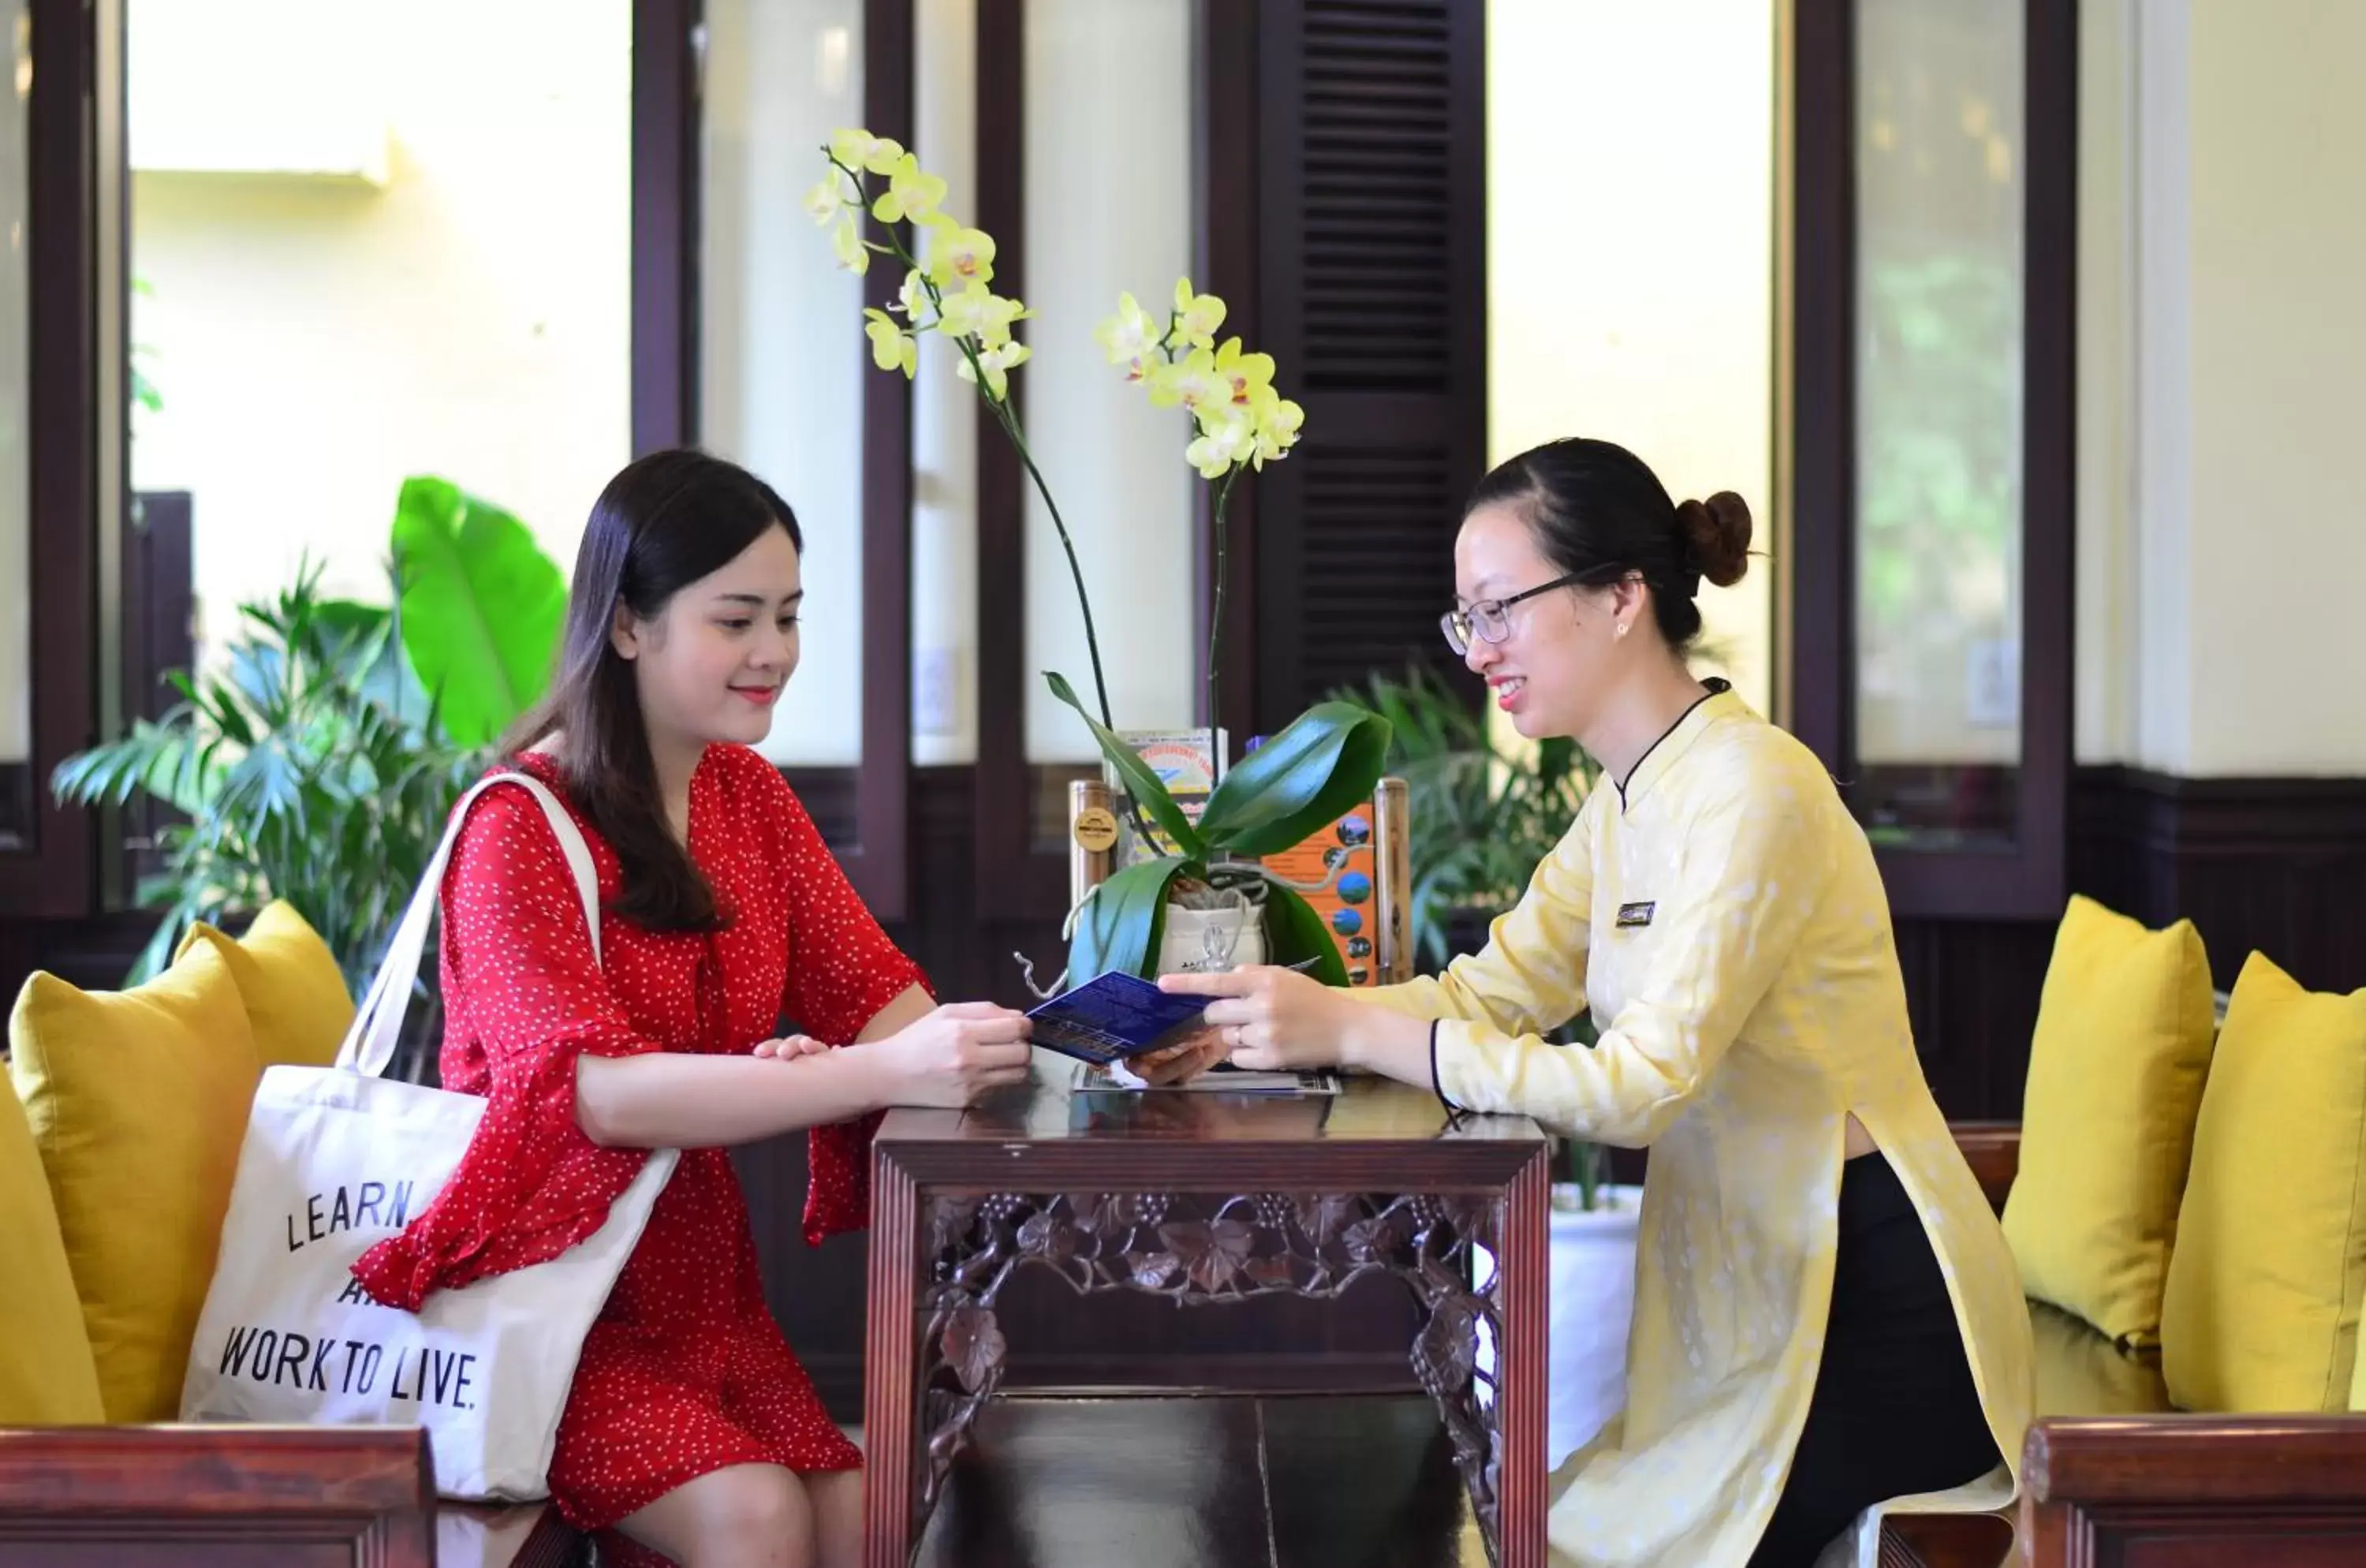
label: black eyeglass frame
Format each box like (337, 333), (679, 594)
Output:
(1439, 565), (1627, 655)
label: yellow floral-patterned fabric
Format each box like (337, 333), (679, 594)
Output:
(1357, 689), (2033, 1566)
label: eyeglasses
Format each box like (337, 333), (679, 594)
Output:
(1440, 569), (1607, 656)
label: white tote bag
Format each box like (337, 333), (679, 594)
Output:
(180, 772), (678, 1502)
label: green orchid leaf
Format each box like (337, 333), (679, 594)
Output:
(1043, 670), (1207, 861)
(391, 476), (566, 749)
(1069, 855), (1196, 984)
(1256, 879), (1349, 987)
(1195, 701), (1391, 857)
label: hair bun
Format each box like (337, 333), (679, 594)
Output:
(1675, 491), (1752, 589)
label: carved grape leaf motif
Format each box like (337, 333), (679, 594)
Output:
(1159, 1219), (1256, 1292)
(1344, 1211), (1411, 1265)
(1125, 1250), (1180, 1290)
(1247, 1254), (1298, 1288)
(1017, 1210), (1076, 1262)
(940, 1308), (1006, 1394)
(1294, 1193), (1360, 1246)
(1413, 1296), (1480, 1398)
(1444, 1195), (1495, 1251)
(928, 1197), (980, 1257)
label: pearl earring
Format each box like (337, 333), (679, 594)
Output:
(1614, 622), (1629, 640)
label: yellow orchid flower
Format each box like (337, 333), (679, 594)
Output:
(1173, 278), (1227, 349)
(1147, 346), (1229, 414)
(830, 212), (869, 275)
(871, 153), (948, 225)
(863, 309), (917, 378)
(957, 339), (1031, 400)
(894, 268), (929, 320)
(1094, 293), (1164, 379)
(1212, 337), (1276, 407)
(1252, 395), (1305, 468)
(1185, 406), (1259, 480)
(924, 219), (998, 288)
(937, 280), (1028, 346)
(828, 129), (906, 175)
(803, 174), (851, 227)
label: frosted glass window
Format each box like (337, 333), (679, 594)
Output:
(1019, 0), (1196, 762)
(702, 0), (867, 767)
(1852, 0), (2025, 847)
(1, 2), (33, 845)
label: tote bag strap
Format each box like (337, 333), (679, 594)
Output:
(335, 771), (602, 1080)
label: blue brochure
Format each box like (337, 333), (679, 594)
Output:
(1026, 971), (1211, 1065)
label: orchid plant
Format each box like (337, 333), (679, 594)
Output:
(811, 130), (1386, 986)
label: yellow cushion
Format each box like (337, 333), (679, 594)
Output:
(176, 900), (354, 1067)
(2002, 896), (2217, 1345)
(2162, 951), (2366, 1412)
(0, 1066), (104, 1424)
(7, 943), (261, 1422)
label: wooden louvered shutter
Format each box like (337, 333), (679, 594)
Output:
(1248, 0), (1487, 725)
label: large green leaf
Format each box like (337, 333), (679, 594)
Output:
(1068, 856), (1196, 984)
(1043, 671), (1207, 861)
(1195, 701), (1391, 857)
(391, 476), (565, 748)
(1256, 878), (1349, 987)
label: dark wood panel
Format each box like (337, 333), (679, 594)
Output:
(629, 0), (699, 456)
(0, 1425), (436, 1566)
(1248, 0), (1484, 730)
(2073, 767), (2366, 996)
(3, 0), (105, 910)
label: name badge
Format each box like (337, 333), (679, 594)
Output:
(1615, 901), (1656, 929)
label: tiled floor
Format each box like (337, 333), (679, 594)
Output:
(912, 1394), (1487, 1568)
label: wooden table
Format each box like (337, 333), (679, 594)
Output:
(861, 1063), (1554, 1568)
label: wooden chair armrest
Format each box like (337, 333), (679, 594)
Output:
(2021, 1414), (2366, 1566)
(1950, 1120), (2021, 1213)
(0, 1425), (583, 1566)
(2028, 1413), (2366, 1505)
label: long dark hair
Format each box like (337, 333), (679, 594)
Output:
(511, 448), (804, 932)
(1465, 437), (1751, 651)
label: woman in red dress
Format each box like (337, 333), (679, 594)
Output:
(353, 450), (1033, 1567)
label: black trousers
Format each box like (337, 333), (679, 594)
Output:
(1745, 1152), (2002, 1568)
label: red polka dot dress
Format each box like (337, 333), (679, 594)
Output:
(352, 744), (927, 1535)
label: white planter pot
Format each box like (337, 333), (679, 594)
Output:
(1547, 1182), (1640, 1467)
(1469, 1182), (1640, 1469)
(1156, 898), (1267, 975)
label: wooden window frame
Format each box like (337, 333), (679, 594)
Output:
(1783, 0), (2077, 920)
(635, 0), (915, 921)
(2, 0), (123, 917)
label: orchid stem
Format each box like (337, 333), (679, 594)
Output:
(1208, 466), (1241, 790)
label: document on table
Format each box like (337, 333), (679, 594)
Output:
(1072, 1060), (1342, 1096)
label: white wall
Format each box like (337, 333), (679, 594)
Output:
(2079, 0), (2366, 776)
(702, 0), (868, 766)
(127, 0), (632, 673)
(1485, 0), (1776, 719)
(1020, 0), (1197, 760)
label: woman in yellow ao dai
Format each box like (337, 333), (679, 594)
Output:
(1161, 438), (2032, 1566)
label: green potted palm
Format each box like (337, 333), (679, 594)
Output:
(50, 479), (566, 1079)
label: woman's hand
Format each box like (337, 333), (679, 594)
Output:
(1124, 1033), (1231, 1086)
(1156, 965), (1358, 1071)
(873, 1000), (1035, 1108)
(750, 1033), (832, 1060)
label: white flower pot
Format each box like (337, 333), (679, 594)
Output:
(1156, 898), (1267, 975)
(1547, 1182), (1640, 1467)
(1472, 1182), (1641, 1469)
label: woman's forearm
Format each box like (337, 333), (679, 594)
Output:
(575, 1047), (890, 1149)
